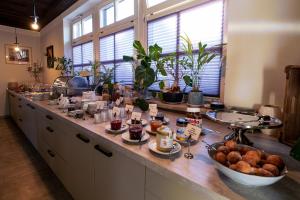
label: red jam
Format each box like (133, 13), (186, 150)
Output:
(111, 119), (122, 130)
(129, 124), (143, 140)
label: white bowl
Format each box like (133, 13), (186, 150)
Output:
(208, 142), (288, 186)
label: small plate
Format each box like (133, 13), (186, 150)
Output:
(145, 126), (158, 135)
(148, 140), (181, 155)
(121, 132), (150, 143)
(149, 117), (170, 125)
(173, 136), (198, 146)
(105, 124), (128, 134)
(126, 119), (148, 126)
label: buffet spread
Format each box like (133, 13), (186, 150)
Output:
(7, 84), (300, 199)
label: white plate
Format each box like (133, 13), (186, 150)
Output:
(105, 124), (128, 134)
(126, 119), (148, 126)
(148, 140), (181, 155)
(121, 132), (150, 143)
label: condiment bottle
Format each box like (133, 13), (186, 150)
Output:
(186, 107), (202, 128)
(156, 126), (173, 152)
(176, 118), (188, 141)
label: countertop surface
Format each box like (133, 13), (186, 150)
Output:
(10, 90), (300, 200)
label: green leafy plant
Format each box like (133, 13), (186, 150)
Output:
(89, 60), (101, 85)
(181, 35), (216, 92)
(53, 56), (73, 76)
(158, 54), (188, 93)
(123, 40), (166, 93)
(95, 64), (115, 90)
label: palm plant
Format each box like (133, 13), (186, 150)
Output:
(181, 35), (216, 92)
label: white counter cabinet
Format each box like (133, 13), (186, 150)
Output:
(93, 139), (145, 200)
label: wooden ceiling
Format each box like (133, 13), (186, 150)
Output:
(0, 0), (77, 31)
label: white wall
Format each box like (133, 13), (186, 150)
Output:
(0, 26), (40, 116)
(225, 0), (300, 109)
(40, 21), (64, 84)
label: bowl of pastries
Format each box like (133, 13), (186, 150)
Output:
(207, 140), (288, 186)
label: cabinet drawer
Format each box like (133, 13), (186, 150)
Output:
(38, 116), (71, 161)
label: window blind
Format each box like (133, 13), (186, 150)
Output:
(99, 28), (134, 85)
(72, 41), (94, 75)
(147, 0), (223, 97)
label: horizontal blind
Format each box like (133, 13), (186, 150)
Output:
(72, 41), (94, 74)
(147, 0), (223, 96)
(99, 28), (134, 85)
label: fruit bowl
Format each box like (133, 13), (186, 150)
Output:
(207, 142), (288, 186)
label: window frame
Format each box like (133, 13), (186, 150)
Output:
(72, 40), (94, 75)
(146, 0), (225, 99)
(71, 13), (94, 43)
(99, 0), (136, 30)
(68, 0), (227, 101)
(99, 27), (135, 84)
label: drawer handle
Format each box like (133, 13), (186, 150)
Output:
(27, 104), (35, 110)
(11, 94), (15, 97)
(18, 98), (21, 101)
(94, 145), (113, 157)
(76, 133), (90, 143)
(47, 150), (55, 157)
(18, 105), (22, 108)
(18, 118), (23, 122)
(46, 126), (54, 133)
(46, 115), (53, 120)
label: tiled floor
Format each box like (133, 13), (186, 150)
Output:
(0, 118), (73, 200)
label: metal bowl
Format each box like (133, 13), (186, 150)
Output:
(207, 142), (288, 186)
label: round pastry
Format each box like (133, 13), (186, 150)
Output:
(214, 152), (227, 165)
(266, 155), (284, 169)
(235, 161), (253, 174)
(227, 151), (242, 164)
(217, 145), (230, 155)
(242, 150), (261, 166)
(229, 164), (237, 171)
(225, 140), (237, 151)
(256, 168), (274, 177)
(239, 146), (251, 155)
(263, 163), (279, 176)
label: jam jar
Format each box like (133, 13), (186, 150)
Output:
(129, 124), (143, 140)
(186, 107), (202, 128)
(176, 118), (188, 141)
(156, 126), (173, 152)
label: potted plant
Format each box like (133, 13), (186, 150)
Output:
(181, 35), (216, 106)
(94, 64), (115, 95)
(158, 54), (187, 103)
(27, 61), (43, 83)
(53, 56), (73, 76)
(123, 40), (166, 111)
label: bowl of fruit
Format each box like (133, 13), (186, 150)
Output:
(207, 140), (288, 186)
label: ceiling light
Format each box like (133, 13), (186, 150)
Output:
(31, 0), (39, 30)
(14, 28), (20, 52)
(31, 17), (39, 30)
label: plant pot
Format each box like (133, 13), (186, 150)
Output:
(187, 91), (203, 106)
(94, 85), (103, 95)
(162, 92), (183, 103)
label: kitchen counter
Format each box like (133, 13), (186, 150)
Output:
(8, 90), (300, 200)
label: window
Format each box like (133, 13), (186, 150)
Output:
(72, 15), (93, 39)
(99, 28), (134, 85)
(72, 41), (94, 75)
(147, 0), (166, 7)
(116, 0), (134, 21)
(147, 0), (223, 96)
(100, 3), (115, 27)
(100, 0), (134, 28)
